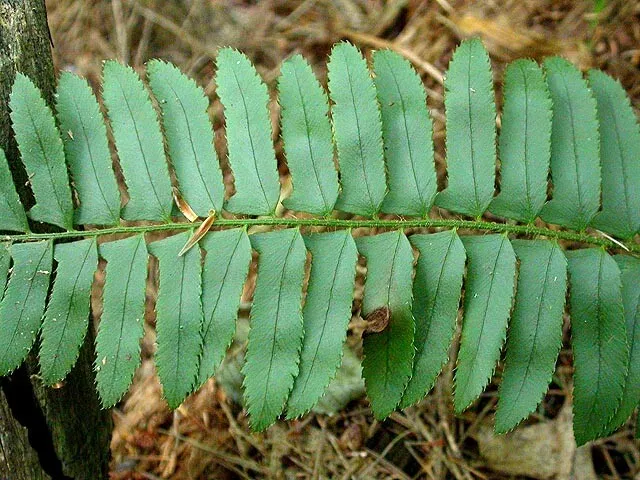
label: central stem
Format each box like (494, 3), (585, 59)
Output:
(2, 217), (638, 253)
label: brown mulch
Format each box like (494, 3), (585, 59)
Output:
(45, 0), (640, 478)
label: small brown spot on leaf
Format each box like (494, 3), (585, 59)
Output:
(363, 306), (390, 334)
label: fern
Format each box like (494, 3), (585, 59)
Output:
(1, 39), (639, 443)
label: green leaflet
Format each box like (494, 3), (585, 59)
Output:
(150, 232), (204, 408)
(39, 238), (98, 385)
(436, 39), (496, 219)
(243, 229), (306, 430)
(287, 230), (358, 418)
(216, 48), (280, 216)
(357, 230), (415, 419)
(401, 230), (465, 408)
(56, 72), (121, 225)
(147, 60), (225, 217)
(489, 60), (552, 223)
(455, 235), (516, 413)
(373, 50), (437, 217)
(279, 55), (338, 216)
(9, 74), (74, 230)
(102, 61), (173, 221)
(0, 147), (28, 232)
(0, 241), (52, 375)
(328, 42), (386, 216)
(567, 249), (628, 446)
(606, 256), (640, 430)
(95, 235), (147, 408)
(495, 240), (567, 433)
(540, 57), (601, 231)
(589, 70), (640, 240)
(196, 228), (251, 389)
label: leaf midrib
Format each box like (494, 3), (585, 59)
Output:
(342, 57), (376, 213)
(381, 232), (402, 393)
(465, 50), (481, 215)
(557, 69), (586, 226)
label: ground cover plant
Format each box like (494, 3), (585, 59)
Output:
(0, 38), (638, 448)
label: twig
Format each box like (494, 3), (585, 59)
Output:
(339, 28), (445, 85)
(111, 0), (129, 63)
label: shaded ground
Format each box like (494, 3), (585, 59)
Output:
(45, 0), (640, 478)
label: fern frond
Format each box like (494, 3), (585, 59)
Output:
(373, 50), (437, 217)
(1, 41), (639, 444)
(606, 255), (640, 431)
(489, 60), (552, 223)
(495, 240), (566, 433)
(588, 70), (640, 239)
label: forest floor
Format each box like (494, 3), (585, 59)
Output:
(45, 0), (640, 478)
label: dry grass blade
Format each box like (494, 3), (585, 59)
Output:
(172, 187), (198, 222)
(178, 212), (216, 256)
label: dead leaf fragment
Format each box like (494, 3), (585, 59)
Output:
(178, 212), (216, 257)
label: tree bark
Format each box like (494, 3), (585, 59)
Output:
(0, 1), (113, 479)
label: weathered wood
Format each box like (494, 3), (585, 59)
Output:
(0, 1), (113, 478)
(0, 378), (50, 480)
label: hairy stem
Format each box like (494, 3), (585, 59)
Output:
(2, 217), (638, 253)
